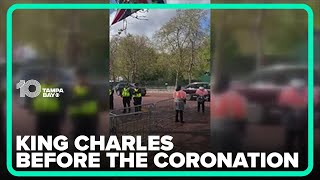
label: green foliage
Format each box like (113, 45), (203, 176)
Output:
(212, 4), (314, 76)
(154, 10), (210, 85)
(111, 10), (210, 86)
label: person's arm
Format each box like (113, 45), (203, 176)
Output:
(277, 88), (293, 120)
(195, 89), (200, 96)
(278, 90), (289, 109)
(182, 91), (187, 103)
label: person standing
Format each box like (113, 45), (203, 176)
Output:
(173, 85), (186, 123)
(133, 83), (142, 112)
(109, 87), (114, 110)
(277, 78), (313, 165)
(121, 83), (132, 113)
(210, 74), (248, 153)
(31, 74), (65, 137)
(69, 68), (99, 138)
(195, 86), (209, 113)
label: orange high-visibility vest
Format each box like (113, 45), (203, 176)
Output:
(173, 90), (187, 99)
(278, 87), (308, 109)
(195, 89), (209, 96)
(211, 90), (247, 120)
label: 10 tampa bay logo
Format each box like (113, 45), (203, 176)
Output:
(16, 80), (64, 98)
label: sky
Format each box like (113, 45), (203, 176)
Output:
(109, 0), (210, 38)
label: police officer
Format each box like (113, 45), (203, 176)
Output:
(278, 78), (310, 165)
(109, 86), (114, 110)
(121, 83), (132, 113)
(133, 83), (142, 112)
(31, 73), (64, 137)
(210, 74), (248, 153)
(69, 68), (99, 138)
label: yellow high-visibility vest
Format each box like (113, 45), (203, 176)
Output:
(32, 83), (60, 113)
(69, 100), (98, 116)
(69, 85), (98, 117)
(133, 88), (142, 98)
(122, 87), (130, 97)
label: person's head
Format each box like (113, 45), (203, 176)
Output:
(176, 85), (182, 91)
(289, 78), (306, 90)
(135, 83), (139, 87)
(199, 86), (204, 90)
(213, 73), (231, 93)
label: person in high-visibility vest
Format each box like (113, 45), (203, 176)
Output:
(195, 86), (209, 113)
(121, 83), (132, 113)
(109, 87), (114, 110)
(210, 74), (248, 153)
(69, 68), (99, 138)
(133, 83), (142, 112)
(31, 75), (65, 137)
(173, 85), (187, 123)
(277, 78), (317, 165)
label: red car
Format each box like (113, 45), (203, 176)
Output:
(231, 65), (320, 123)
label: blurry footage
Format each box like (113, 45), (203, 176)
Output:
(7, 10), (108, 160)
(211, 1), (320, 168)
(0, 0), (319, 172)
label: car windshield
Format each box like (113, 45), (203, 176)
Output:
(186, 83), (210, 89)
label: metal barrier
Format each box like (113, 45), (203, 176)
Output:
(110, 103), (155, 115)
(108, 98), (203, 168)
(108, 99), (177, 140)
(109, 98), (209, 138)
(151, 98), (175, 133)
(109, 103), (155, 144)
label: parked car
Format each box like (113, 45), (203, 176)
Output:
(114, 82), (147, 96)
(183, 82), (211, 101)
(231, 64), (320, 122)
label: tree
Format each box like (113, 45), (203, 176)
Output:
(184, 10), (209, 83)
(110, 34), (157, 83)
(110, 36), (121, 82)
(155, 10), (208, 86)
